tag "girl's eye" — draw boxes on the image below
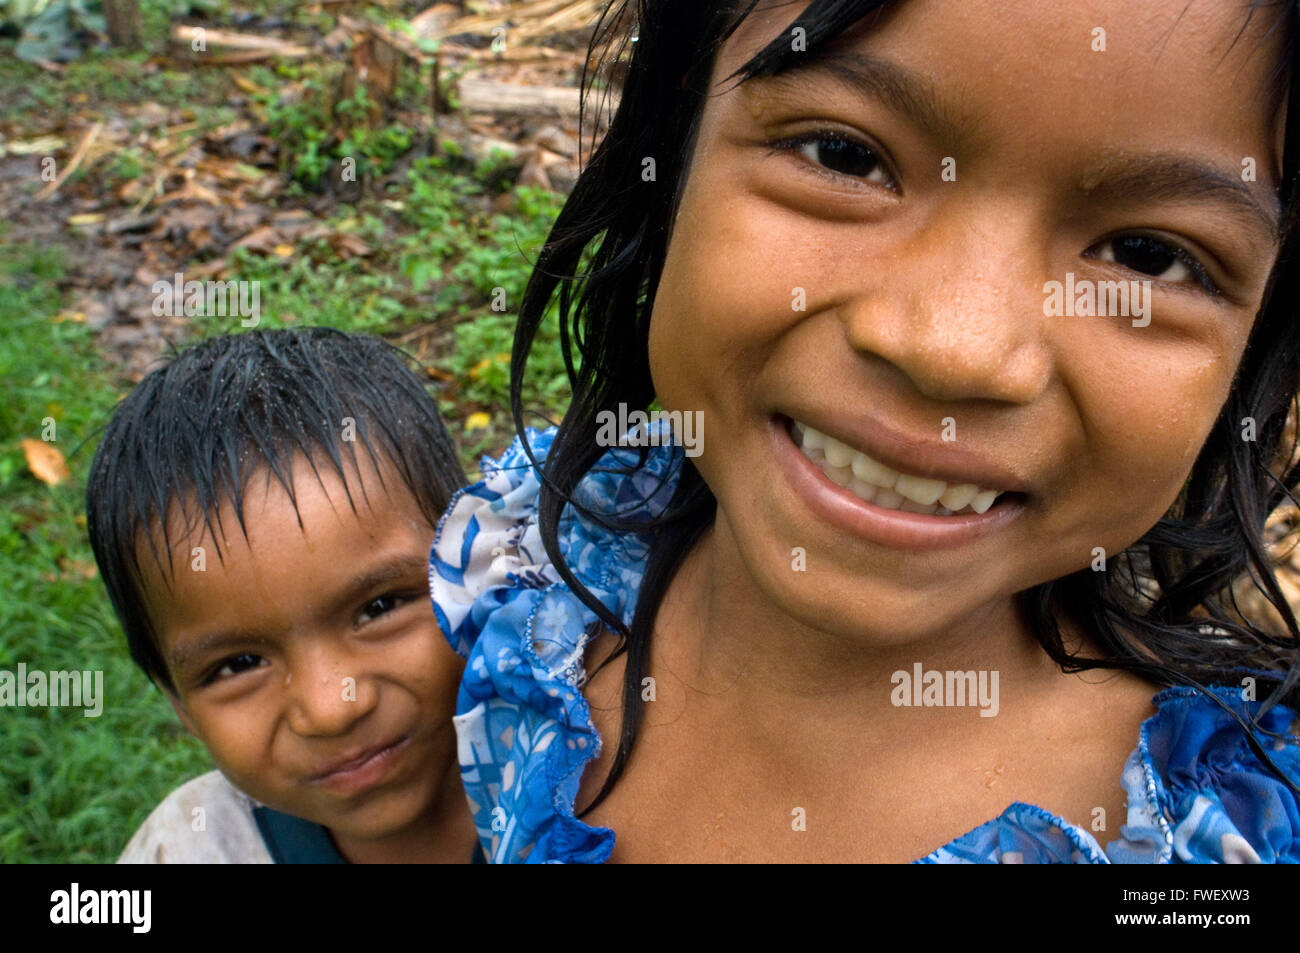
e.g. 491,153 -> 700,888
357,594 -> 403,625
1089,235 -> 1218,294
770,132 -> 894,189
209,653 -> 266,682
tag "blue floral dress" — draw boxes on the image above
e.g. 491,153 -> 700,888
429,425 -> 1300,863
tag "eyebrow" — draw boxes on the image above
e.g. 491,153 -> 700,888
337,552 -> 431,603
1074,150 -> 1279,238
308,549 -> 432,628
749,50 -> 971,154
167,552 -> 430,676
751,50 -> 1280,237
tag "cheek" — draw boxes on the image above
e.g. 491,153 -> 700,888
649,186 -> 820,413
184,701 -> 276,791
370,619 -> 461,711
1067,345 -> 1234,511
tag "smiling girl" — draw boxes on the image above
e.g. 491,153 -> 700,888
431,0 -> 1300,862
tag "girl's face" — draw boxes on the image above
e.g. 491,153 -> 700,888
648,0 -> 1284,646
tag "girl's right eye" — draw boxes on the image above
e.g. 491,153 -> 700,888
768,131 -> 896,191
1087,234 -> 1220,295
207,653 -> 266,683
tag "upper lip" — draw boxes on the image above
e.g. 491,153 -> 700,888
783,412 -> 1030,494
309,736 -> 406,781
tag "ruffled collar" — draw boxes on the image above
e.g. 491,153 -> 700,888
431,426 -> 1300,863
919,684 -> 1300,863
431,426 -> 683,862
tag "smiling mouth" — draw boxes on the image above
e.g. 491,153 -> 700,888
786,418 -> 1018,516
310,736 -> 409,785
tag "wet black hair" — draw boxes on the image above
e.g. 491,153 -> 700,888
509,0 -> 1300,811
86,327 -> 466,694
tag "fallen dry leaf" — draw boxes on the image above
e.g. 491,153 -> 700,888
21,439 -> 71,486
465,412 -> 491,432
232,225 -> 284,254
328,232 -> 372,259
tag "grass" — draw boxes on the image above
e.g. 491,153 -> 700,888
0,239 -> 211,863
0,47 -> 236,125
0,0 -> 582,861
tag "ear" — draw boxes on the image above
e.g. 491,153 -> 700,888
164,689 -> 201,739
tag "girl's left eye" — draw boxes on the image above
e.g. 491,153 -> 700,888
769,132 -> 895,189
1088,235 -> 1218,294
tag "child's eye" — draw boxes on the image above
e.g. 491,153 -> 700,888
357,594 -> 404,625
768,131 -> 895,190
208,653 -> 266,683
1087,235 -> 1219,295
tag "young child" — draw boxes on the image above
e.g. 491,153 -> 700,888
430,0 -> 1300,862
88,328 -> 478,863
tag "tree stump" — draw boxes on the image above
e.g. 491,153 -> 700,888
104,0 -> 142,50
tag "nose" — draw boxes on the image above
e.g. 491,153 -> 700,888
283,638 -> 379,737
842,207 -> 1052,405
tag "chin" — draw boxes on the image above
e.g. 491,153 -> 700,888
756,549 -> 984,646
345,786 -> 432,837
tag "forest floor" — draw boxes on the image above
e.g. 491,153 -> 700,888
0,0 -> 612,861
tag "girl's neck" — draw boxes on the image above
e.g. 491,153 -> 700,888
658,515 -> 1075,727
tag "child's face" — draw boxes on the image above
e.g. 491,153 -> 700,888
648,1 -> 1283,643
139,453 -> 461,847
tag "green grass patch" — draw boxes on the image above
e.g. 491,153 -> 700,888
0,0 -> 585,857
0,237 -> 211,863
0,45 -> 236,124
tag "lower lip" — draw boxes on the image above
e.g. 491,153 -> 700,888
312,737 -> 411,796
770,418 -> 1025,551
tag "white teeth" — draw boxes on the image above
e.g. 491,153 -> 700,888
848,479 -> 878,502
825,463 -> 853,487
850,453 -> 899,489
823,436 -> 855,469
893,474 -> 947,506
938,483 -> 979,511
873,488 -> 905,509
793,420 -> 1009,516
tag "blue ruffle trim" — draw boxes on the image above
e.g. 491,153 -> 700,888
430,424 -> 683,862
918,685 -> 1300,864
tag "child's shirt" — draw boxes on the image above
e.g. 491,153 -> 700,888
117,771 -> 346,864
430,425 -> 1300,863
